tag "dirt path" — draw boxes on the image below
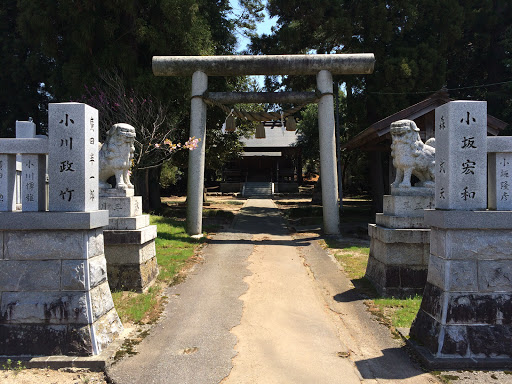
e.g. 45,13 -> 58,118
224,230 -> 362,384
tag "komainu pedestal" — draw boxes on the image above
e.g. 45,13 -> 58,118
0,212 -> 123,356
410,210 -> 512,365
100,189 -> 158,292
366,188 -> 434,297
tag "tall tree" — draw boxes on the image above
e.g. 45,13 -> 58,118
251,0 -> 511,132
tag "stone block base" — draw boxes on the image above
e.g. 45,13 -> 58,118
0,308 -> 122,356
411,214 -> 512,364
366,224 -> 429,297
0,224 -> 123,356
410,284 -> 512,359
366,257 -> 427,297
107,257 -> 159,292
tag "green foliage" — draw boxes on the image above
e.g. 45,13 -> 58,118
374,296 -> 422,328
160,162 -> 183,190
2,359 -> 25,372
111,288 -> 159,324
150,215 -> 202,283
111,214 -> 204,324
251,0 -> 512,132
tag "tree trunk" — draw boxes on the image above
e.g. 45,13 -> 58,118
148,166 -> 162,212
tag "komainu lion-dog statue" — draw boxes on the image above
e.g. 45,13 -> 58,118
99,123 -> 136,190
390,119 -> 435,189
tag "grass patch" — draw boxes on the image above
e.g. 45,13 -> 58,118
326,242 -> 422,329
111,215 -> 205,325
373,296 -> 422,328
111,287 -> 160,324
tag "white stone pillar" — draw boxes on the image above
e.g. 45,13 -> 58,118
187,71 -> 208,236
0,154 -> 16,211
48,103 -> 99,212
317,70 -> 340,235
16,121 -> 46,211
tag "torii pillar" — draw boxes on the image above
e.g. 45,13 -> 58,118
153,54 -> 375,236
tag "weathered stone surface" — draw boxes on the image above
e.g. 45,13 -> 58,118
0,260 -> 61,291
427,257 -> 479,292
410,309 -> 441,354
0,324 -> 93,356
106,256 -> 159,292
429,228 -> 446,258
20,154 -> 46,212
419,282 -> 444,319
368,224 -> 430,244
89,254 -> 107,288
365,256 -> 427,297
478,260 -> 512,292
441,326 -> 469,356
100,187 -> 135,197
488,152 -> 512,210
429,227 -> 512,260
0,211 -> 109,230
93,308 -> 124,353
153,53 -> 376,76
98,123 -> 135,190
0,138 -> 48,155
425,209 -> 512,229
375,213 -> 428,229
0,154 -> 17,211
48,103 -> 99,212
90,281 -> 114,322
449,260 -> 479,291
426,254 -> 445,289
1,291 -> 89,324
435,101 -> 487,210
390,119 -> 435,189
446,229 -> 512,260
60,260 -> 86,290
99,196 -> 142,218
383,194 -> 435,217
0,233 -> 3,259
106,215 -> 150,230
467,325 -> 512,357
446,294 -> 512,325
488,136 -> 512,153
104,241 -> 156,265
87,228 -> 104,258
369,236 -> 427,265
103,225 -> 157,245
4,230 -> 85,260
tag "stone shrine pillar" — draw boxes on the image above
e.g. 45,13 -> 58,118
317,70 -> 340,235
100,188 -> 158,292
187,70 -> 208,236
366,119 -> 435,297
98,123 -> 158,292
366,188 -> 433,297
410,101 -> 512,366
0,103 -> 123,356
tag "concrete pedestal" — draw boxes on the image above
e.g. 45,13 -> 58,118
100,191 -> 158,292
0,211 -> 123,356
409,210 -> 512,366
366,193 -> 434,297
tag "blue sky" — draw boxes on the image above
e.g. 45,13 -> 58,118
229,0 -> 277,52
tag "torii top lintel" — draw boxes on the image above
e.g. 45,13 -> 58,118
152,54 -> 375,77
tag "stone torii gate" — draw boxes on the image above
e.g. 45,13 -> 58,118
152,54 -> 375,236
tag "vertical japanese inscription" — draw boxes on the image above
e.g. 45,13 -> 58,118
435,101 -> 487,210
48,103 -> 99,211
495,153 -> 512,210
